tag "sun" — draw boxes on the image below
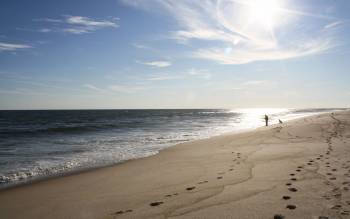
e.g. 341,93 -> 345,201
246,0 -> 282,29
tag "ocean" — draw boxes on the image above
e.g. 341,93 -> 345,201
0,108 -> 345,188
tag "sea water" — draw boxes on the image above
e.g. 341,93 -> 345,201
0,108 -> 344,187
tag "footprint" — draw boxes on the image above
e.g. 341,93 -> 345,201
286,183 -> 292,186
318,216 -> 329,219
286,204 -> 296,210
288,188 -> 298,192
332,169 -> 337,172
296,169 -> 301,172
186,186 -> 196,191
113,211 -> 124,215
330,204 -> 341,210
150,201 -> 164,207
290,173 -> 295,176
217,176 -> 223,179
274,214 -> 285,219
229,168 -> 234,171
282,196 -> 291,200
113,209 -> 133,215
326,173 -> 332,176
341,211 -> 350,216
329,177 -> 336,180
165,192 -> 179,197
291,178 -> 297,181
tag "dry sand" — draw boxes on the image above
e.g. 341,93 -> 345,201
0,111 -> 350,219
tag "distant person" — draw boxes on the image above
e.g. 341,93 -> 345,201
279,119 -> 283,124
264,114 -> 269,126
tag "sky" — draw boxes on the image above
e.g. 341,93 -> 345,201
0,0 -> 350,110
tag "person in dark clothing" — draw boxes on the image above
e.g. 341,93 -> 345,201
264,114 -> 269,126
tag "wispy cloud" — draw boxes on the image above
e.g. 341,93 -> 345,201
241,80 -> 270,86
108,84 -> 148,93
83,82 -> 149,94
222,80 -> 272,91
66,16 -> 118,27
187,68 -> 211,79
131,43 -> 159,52
0,42 -> 32,52
122,0 -> 341,64
324,21 -> 343,30
34,15 -> 119,34
137,60 -> 172,68
145,68 -> 212,82
0,88 -> 46,96
132,43 -> 150,49
38,28 -> 52,33
33,18 -> 62,23
148,76 -> 179,81
83,84 -> 105,92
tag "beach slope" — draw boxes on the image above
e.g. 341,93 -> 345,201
0,111 -> 350,219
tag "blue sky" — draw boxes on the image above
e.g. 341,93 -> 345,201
0,0 -> 349,109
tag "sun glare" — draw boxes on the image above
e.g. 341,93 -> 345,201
246,0 -> 282,29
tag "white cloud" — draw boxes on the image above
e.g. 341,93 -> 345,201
38,28 -> 52,33
0,42 -> 32,52
222,80 -> 271,91
83,84 -> 105,92
108,85 -> 147,93
137,60 -> 172,68
187,68 -> 211,79
132,43 -> 153,50
324,21 -> 343,30
241,80 -> 269,86
132,43 -> 148,49
35,15 -> 119,34
33,18 -> 62,23
148,75 -> 182,81
65,16 -> 118,28
63,28 -> 90,34
122,0 -> 339,64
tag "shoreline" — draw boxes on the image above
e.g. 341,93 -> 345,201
1,111 -> 350,218
0,109 -> 343,190
0,111 -> 318,191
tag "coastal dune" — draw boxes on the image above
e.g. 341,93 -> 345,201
0,111 -> 350,219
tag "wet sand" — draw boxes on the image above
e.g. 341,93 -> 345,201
0,111 -> 350,219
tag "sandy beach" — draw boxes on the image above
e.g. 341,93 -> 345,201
0,111 -> 350,219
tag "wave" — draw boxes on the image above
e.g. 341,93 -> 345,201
0,123 -> 127,136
